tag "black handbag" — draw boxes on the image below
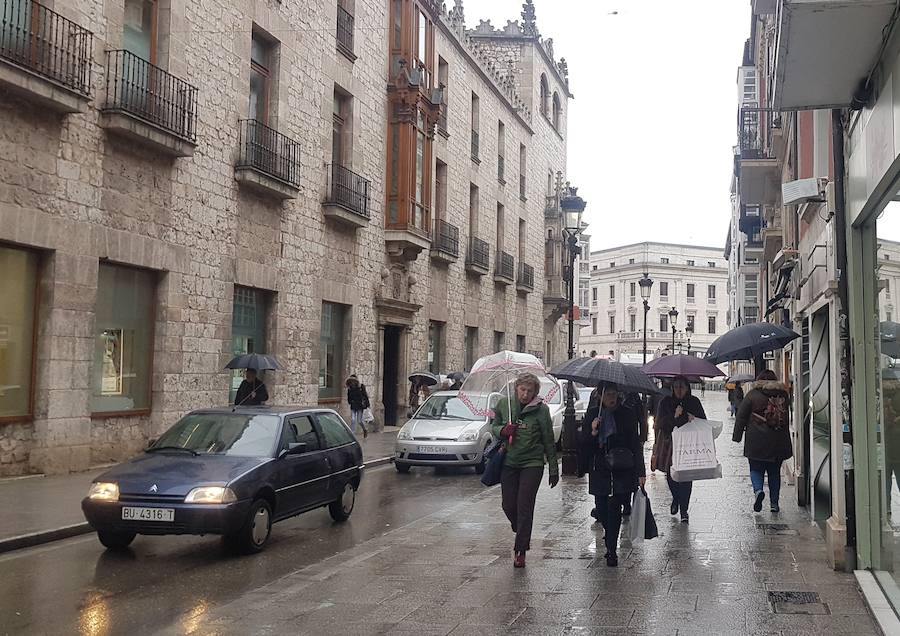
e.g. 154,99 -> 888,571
604,446 -> 635,472
480,439 -> 505,486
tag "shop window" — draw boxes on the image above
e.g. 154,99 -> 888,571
0,246 -> 39,419
92,263 -> 156,414
428,321 -> 444,373
465,326 -> 478,370
319,302 -> 349,400
231,286 -> 271,402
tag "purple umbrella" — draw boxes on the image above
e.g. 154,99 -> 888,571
642,354 -> 724,379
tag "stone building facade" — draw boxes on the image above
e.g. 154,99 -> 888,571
578,242 -> 729,364
0,0 -> 574,475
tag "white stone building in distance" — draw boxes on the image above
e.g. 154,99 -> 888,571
579,243 -> 729,364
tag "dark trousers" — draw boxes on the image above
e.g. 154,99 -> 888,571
501,465 -> 544,553
667,472 -> 693,514
595,492 -> 629,555
749,459 -> 782,506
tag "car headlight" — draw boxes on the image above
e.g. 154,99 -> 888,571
88,482 -> 119,502
458,430 -> 478,442
397,427 -> 412,440
184,486 -> 237,504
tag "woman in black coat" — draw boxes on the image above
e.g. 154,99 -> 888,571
581,383 -> 646,567
654,376 -> 706,523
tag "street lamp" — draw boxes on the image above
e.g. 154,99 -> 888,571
638,272 -> 653,365
668,307 -> 679,353
560,185 -> 586,476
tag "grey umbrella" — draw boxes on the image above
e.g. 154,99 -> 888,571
549,357 -> 658,394
225,353 -> 283,371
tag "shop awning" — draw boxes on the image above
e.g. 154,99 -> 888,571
773,0 -> 899,110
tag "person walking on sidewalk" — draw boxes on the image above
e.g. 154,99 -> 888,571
491,372 -> 559,569
581,383 -> 646,567
655,376 -> 707,523
733,369 -> 792,513
345,375 -> 370,439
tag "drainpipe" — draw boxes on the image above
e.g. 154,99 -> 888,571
832,108 -> 857,562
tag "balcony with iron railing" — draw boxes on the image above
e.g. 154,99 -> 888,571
430,218 -> 459,264
737,107 -> 779,205
324,163 -> 370,227
235,119 -> 302,199
101,50 -> 198,156
0,0 -> 93,112
470,129 -> 480,162
517,262 -> 534,293
336,5 -> 355,60
494,251 -> 515,286
465,236 -> 490,275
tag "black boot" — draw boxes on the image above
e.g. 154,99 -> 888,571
606,552 -> 618,567
670,499 -> 678,515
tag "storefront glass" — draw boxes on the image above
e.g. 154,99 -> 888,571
0,245 -> 38,419
231,286 -> 269,403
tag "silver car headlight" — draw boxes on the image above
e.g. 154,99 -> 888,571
88,482 -> 119,502
458,430 -> 478,442
397,426 -> 412,440
184,486 -> 237,504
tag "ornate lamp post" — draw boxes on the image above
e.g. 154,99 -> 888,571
668,307 -> 679,353
560,186 -> 586,476
638,272 -> 653,365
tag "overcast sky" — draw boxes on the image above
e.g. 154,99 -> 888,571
468,0 -> 750,251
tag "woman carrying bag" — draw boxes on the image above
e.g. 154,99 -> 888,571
490,373 -> 559,569
581,383 -> 646,567
655,376 -> 706,523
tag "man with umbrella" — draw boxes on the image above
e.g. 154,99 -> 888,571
227,353 -> 280,406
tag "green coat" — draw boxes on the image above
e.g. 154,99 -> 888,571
490,397 -> 559,475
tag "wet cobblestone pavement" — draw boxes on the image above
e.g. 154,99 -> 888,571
170,393 -> 880,636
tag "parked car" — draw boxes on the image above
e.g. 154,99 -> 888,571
82,406 -> 363,553
574,386 -> 594,424
540,377 -> 565,442
395,391 -> 498,474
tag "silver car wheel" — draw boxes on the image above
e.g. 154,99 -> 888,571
340,483 -> 355,515
251,505 -> 270,546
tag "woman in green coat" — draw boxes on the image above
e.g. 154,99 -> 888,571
491,373 -> 559,568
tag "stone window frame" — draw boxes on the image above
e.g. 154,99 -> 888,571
0,243 -> 41,424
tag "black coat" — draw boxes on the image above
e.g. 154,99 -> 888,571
580,401 -> 646,497
347,384 -> 370,411
654,392 -> 707,473
734,381 -> 792,462
234,379 -> 268,406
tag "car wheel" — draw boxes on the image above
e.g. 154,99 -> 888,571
226,498 -> 272,554
395,462 -> 411,474
329,482 -> 356,522
97,530 -> 136,550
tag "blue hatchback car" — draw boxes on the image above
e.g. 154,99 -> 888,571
81,406 -> 363,553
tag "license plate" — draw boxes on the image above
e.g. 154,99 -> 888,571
122,507 -> 174,522
417,446 -> 448,454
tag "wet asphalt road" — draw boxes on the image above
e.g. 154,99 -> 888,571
0,463 -> 484,636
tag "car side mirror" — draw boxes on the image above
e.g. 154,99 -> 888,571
279,442 -> 307,458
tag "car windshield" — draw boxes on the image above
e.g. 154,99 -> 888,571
415,395 -> 483,420
151,413 -> 282,457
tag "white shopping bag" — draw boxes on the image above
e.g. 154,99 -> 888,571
628,489 -> 648,544
670,419 -> 722,482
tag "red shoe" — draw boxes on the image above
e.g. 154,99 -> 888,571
514,552 -> 526,568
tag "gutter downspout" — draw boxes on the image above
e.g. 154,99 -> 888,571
832,107 -> 857,566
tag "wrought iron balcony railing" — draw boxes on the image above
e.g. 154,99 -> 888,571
466,236 -> 489,270
495,251 -> 514,280
470,129 -> 479,160
0,0 -> 92,95
104,50 -> 198,142
433,218 -> 459,257
326,163 -> 370,218
517,262 -> 534,290
237,119 -> 302,187
336,5 -> 354,55
738,107 -> 776,160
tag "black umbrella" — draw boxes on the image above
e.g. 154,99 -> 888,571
704,323 -> 800,364
549,357 -> 658,394
881,321 -> 900,358
225,353 -> 283,371
409,371 -> 439,386
726,373 -> 755,384
447,371 -> 467,381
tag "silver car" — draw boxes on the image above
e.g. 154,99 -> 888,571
395,391 -> 499,474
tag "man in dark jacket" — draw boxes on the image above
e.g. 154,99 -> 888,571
234,369 -> 268,406
581,383 -> 646,567
734,370 -> 792,513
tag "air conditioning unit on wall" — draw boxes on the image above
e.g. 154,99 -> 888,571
782,177 -> 827,206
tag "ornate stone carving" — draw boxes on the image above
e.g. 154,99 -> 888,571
448,0 -> 465,30
521,0 -> 538,36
